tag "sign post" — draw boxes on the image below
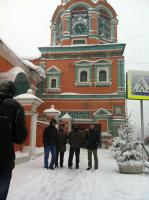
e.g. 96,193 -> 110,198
127,70 -> 149,160
140,100 -> 144,145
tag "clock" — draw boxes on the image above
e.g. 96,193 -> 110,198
72,22 -> 87,35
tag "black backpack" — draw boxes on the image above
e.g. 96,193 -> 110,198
0,101 -> 14,172
0,108 -> 13,153
0,99 -> 27,172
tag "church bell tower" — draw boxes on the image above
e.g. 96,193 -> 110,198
51,0 -> 118,46
38,0 -> 126,141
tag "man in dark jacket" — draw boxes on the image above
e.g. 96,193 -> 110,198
43,119 -> 58,170
68,124 -> 83,169
86,123 -> 101,170
55,123 -> 67,168
0,81 -> 27,200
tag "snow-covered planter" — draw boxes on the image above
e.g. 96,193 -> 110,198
118,161 -> 143,174
111,122 -> 143,174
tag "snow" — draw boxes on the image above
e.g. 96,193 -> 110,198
22,59 -> 46,79
7,148 -> 149,200
101,132 -> 111,136
15,148 -> 44,160
14,89 -> 44,103
61,113 -> 72,119
15,148 -> 44,165
43,105 -> 61,117
60,92 -> 118,95
15,151 -> 29,159
60,92 -> 80,95
0,66 -> 26,81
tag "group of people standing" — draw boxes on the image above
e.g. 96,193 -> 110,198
43,119 -> 101,170
0,80 -> 101,200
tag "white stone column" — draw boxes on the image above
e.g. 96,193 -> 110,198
15,89 -> 44,159
29,110 -> 38,158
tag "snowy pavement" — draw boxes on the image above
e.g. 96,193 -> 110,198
7,148 -> 149,200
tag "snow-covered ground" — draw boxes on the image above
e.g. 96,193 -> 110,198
8,148 -> 149,200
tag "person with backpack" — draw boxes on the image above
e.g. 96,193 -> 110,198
43,118 -> 58,170
0,80 -> 27,200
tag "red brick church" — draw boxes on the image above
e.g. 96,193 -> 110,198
0,0 -> 126,150
34,0 -> 126,140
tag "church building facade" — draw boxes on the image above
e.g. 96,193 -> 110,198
35,0 -> 126,138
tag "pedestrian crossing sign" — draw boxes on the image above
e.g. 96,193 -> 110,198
127,70 -> 149,100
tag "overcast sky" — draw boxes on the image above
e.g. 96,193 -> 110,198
0,0 -> 149,134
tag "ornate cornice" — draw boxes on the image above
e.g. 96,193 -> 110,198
39,43 -> 125,60
38,93 -> 126,100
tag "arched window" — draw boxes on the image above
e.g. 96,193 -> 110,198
80,71 -> 87,82
56,17 -> 62,44
98,9 -> 111,40
99,71 -> 107,81
51,79 -> 57,88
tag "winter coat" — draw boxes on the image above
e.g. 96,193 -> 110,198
56,130 -> 68,152
86,128 -> 101,149
68,128 -> 83,149
43,124 -> 58,147
0,81 -> 27,172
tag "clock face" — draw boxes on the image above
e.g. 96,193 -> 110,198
73,22 -> 87,35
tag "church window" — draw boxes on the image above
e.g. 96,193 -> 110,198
75,62 -> 92,87
99,70 -> 107,82
78,68 -> 90,85
56,17 -> 62,44
80,71 -> 88,82
51,79 -> 57,88
94,60 -> 112,87
46,66 -> 61,93
48,76 -> 59,89
98,9 -> 111,41
113,106 -> 124,116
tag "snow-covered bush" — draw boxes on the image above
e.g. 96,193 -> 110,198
111,122 -> 143,163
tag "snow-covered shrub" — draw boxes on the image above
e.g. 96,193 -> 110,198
111,123 -> 143,163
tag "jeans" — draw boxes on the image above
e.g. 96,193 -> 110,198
87,149 -> 98,168
68,147 -> 80,168
44,145 -> 56,169
0,170 -> 12,200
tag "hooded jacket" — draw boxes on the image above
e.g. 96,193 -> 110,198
0,81 -> 27,172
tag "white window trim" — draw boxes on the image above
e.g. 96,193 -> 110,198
78,68 -> 90,83
97,67 -> 109,83
49,76 -> 58,89
115,107 -> 122,115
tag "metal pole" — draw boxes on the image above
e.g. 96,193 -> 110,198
140,100 -> 144,144
140,100 -> 145,165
